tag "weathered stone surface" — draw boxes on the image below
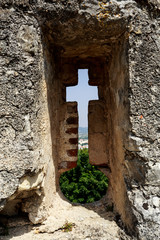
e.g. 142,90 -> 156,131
0,0 -> 159,239
0,195 -> 134,240
89,100 -> 108,166
59,102 -> 78,167
0,2 -> 55,223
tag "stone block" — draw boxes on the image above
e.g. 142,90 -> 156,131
66,117 -> 78,125
67,149 -> 78,157
88,61 -> 104,86
61,61 -> 78,86
69,138 -> 78,145
67,103 -> 77,113
59,102 -> 78,168
89,133 -> 108,166
66,128 -> 78,135
88,100 -> 108,165
88,100 -> 107,133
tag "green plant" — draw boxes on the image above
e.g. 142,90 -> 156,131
60,149 -> 109,203
62,221 -> 75,232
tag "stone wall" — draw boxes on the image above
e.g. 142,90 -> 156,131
0,1 -> 55,223
125,2 -> 160,238
0,0 -> 159,239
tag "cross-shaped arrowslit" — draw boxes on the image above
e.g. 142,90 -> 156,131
67,69 -> 98,149
60,69 -> 109,203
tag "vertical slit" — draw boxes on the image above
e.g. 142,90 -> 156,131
66,69 -> 98,151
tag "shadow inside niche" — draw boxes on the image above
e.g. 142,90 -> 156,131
0,213 -> 33,240
0,193 -> 44,239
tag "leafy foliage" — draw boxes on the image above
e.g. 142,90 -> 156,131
60,149 -> 109,203
62,221 -> 75,232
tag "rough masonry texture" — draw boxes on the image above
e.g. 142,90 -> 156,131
0,0 -> 160,239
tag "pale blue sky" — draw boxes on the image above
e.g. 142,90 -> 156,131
66,69 -> 98,127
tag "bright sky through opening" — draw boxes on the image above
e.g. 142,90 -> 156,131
66,69 -> 98,127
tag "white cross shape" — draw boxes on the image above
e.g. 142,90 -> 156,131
67,70 -> 98,127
